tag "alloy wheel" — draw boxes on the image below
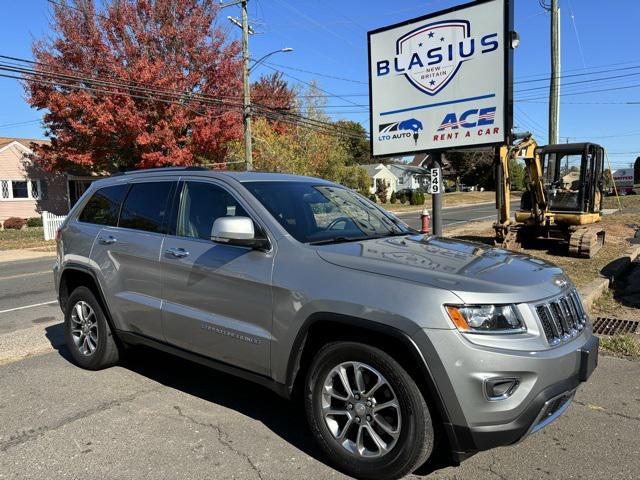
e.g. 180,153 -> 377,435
321,361 -> 401,458
70,300 -> 98,356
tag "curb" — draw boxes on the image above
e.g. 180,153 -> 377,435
579,245 -> 640,312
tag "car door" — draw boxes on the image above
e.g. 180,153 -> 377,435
161,178 -> 274,376
90,179 -> 176,340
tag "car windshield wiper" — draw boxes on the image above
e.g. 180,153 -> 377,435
308,236 -> 374,246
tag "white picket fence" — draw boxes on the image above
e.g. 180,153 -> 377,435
42,211 -> 67,241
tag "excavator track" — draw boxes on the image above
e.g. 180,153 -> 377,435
568,226 -> 606,258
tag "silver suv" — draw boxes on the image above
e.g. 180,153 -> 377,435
54,168 -> 598,480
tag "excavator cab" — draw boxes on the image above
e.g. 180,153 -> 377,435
537,143 -> 605,216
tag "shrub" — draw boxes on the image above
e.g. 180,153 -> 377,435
27,217 -> 43,227
3,217 -> 26,229
369,194 -> 377,203
399,192 -> 406,204
409,191 -> 417,205
390,191 -> 397,204
375,179 -> 388,204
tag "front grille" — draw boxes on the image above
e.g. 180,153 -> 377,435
535,290 -> 587,346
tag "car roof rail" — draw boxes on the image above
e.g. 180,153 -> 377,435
110,166 -> 210,177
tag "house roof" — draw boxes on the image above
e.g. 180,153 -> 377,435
360,163 -> 387,176
0,137 -> 49,151
388,164 -> 429,174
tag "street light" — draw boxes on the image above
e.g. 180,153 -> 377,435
249,48 -> 294,73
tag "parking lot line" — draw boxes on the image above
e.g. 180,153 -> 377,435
0,300 -> 58,315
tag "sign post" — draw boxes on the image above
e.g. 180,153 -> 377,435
367,0 -> 513,235
430,155 -> 443,235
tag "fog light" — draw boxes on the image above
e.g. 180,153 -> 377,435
484,377 -> 519,401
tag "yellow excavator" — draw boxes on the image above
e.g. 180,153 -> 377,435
494,132 -> 606,258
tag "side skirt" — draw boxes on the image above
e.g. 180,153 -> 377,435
116,330 -> 289,399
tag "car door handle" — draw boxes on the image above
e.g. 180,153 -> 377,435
165,247 -> 190,258
98,235 -> 117,245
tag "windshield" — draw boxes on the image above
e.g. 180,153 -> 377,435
243,181 -> 413,243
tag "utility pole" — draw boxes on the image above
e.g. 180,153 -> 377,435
241,0 -> 253,171
548,0 -> 560,145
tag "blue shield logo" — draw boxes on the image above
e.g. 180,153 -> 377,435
395,19 -> 470,96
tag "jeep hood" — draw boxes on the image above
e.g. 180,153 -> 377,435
315,235 -> 571,304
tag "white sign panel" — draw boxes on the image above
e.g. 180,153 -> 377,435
368,0 -> 510,157
429,167 -> 442,194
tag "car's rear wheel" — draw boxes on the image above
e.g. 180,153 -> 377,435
64,286 -> 120,370
305,342 -> 433,480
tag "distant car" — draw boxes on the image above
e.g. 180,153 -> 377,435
54,168 -> 598,480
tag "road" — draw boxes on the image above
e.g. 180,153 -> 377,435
395,201 -> 498,231
0,256 -> 60,335
0,345 -> 638,480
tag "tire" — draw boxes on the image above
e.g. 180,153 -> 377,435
64,286 -> 120,370
305,342 -> 433,480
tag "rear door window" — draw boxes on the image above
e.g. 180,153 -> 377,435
78,184 -> 128,226
119,182 -> 175,234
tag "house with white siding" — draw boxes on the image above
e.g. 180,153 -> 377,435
361,164 -> 398,200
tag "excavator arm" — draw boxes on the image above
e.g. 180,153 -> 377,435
494,132 -> 548,247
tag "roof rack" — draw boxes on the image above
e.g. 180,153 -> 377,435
111,166 -> 209,177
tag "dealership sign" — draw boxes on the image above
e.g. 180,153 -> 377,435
368,0 -> 512,157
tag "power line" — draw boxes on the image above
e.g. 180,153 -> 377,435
0,64 -> 368,141
272,0 -> 356,47
0,119 -> 42,129
262,61 -> 367,85
566,0 -> 587,69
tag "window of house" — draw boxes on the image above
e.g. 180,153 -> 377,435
0,180 -> 43,200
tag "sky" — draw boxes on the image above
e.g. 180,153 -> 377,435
1,0 -> 639,170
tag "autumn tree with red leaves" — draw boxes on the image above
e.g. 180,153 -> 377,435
26,0 -> 244,173
251,72 -> 296,134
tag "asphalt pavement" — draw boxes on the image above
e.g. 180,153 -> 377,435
0,343 -> 638,480
0,256 -> 60,335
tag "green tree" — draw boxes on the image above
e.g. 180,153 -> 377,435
447,149 -> 495,190
509,161 -> 526,191
390,191 -> 397,204
634,157 -> 640,184
335,120 -> 370,165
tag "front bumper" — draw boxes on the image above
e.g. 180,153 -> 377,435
411,327 -> 599,461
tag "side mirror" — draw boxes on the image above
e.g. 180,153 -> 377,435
211,216 -> 269,250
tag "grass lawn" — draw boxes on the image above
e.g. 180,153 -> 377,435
384,191 -> 516,213
0,227 -> 55,251
604,193 -> 640,210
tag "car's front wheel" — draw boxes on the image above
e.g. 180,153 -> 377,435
64,286 -> 120,370
305,342 -> 434,480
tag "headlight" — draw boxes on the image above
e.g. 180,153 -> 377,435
446,305 -> 525,334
